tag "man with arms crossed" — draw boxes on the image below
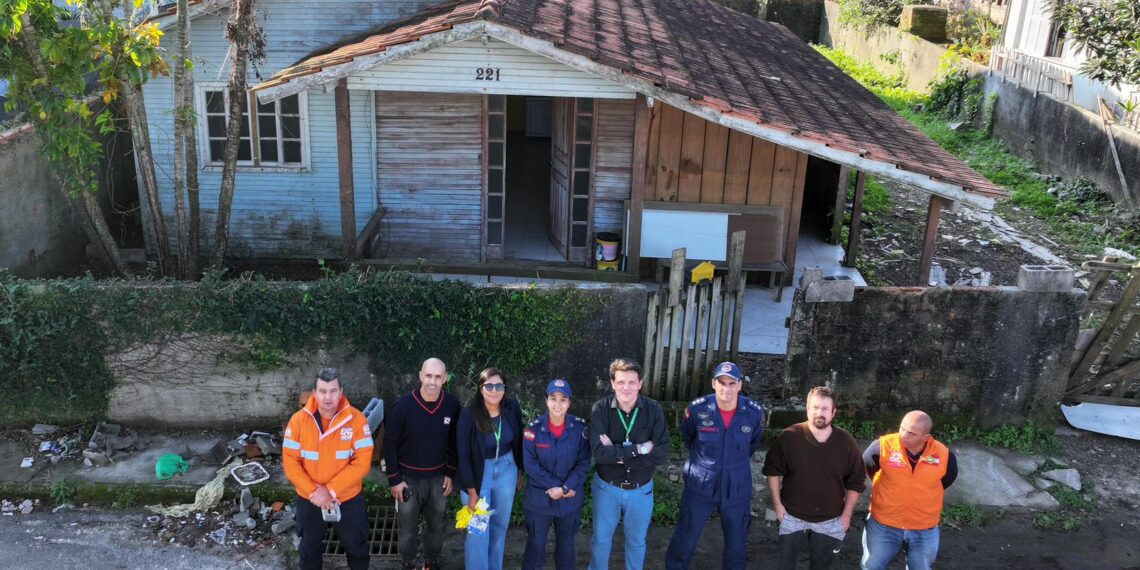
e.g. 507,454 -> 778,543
764,386 -> 866,570
861,410 -> 958,570
384,358 -> 461,570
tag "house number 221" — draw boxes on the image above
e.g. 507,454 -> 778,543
475,67 -> 501,81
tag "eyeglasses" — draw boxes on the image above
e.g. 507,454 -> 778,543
481,383 -> 506,392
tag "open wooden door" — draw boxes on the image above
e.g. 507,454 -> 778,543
549,98 -> 572,258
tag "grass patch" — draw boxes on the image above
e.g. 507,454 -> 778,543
1032,510 -> 1085,532
939,421 -> 1058,454
941,503 -> 1001,528
814,44 -> 1140,258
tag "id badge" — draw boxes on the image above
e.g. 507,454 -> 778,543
622,440 -> 632,447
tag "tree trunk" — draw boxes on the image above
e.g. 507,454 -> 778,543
184,34 -> 202,279
17,13 -> 130,277
171,0 -> 190,278
210,0 -> 262,269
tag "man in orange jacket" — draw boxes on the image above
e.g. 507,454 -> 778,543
283,367 -> 374,570
861,410 -> 958,570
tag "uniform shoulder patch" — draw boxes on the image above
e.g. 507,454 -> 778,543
523,428 -> 536,441
529,417 -> 543,427
690,396 -> 706,406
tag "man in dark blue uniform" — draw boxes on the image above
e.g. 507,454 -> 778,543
665,361 -> 765,569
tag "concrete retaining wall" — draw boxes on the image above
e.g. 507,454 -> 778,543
104,283 -> 649,427
785,286 -> 1084,427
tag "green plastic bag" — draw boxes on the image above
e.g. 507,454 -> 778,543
155,453 -> 190,480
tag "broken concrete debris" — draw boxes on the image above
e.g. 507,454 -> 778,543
271,512 -> 295,534
2,499 -> 39,515
20,457 -> 33,468
31,424 -> 59,436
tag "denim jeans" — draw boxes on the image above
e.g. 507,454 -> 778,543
464,454 -> 518,570
588,475 -> 654,570
861,515 -> 940,570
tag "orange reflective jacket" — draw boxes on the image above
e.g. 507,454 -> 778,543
870,433 -> 949,530
282,394 -> 374,503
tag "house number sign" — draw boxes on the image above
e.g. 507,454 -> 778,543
475,67 -> 501,81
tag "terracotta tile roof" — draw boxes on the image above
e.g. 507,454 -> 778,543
256,0 -> 1006,199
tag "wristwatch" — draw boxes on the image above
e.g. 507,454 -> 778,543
637,443 -> 649,455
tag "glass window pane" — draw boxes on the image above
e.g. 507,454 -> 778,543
488,169 -> 503,191
573,174 -> 590,196
575,143 -> 591,168
240,118 -> 250,137
489,115 -> 505,140
207,116 -> 226,137
487,221 -> 502,245
488,95 -> 505,112
283,141 -> 302,163
260,140 -> 278,162
281,116 -> 300,139
489,142 -> 504,167
575,115 -> 592,141
206,91 -> 224,113
238,139 -> 251,161
571,224 -> 587,247
488,195 -> 502,220
258,115 -> 277,138
280,95 -> 299,115
257,100 -> 274,115
209,140 -> 224,161
576,98 -> 593,113
573,197 -> 588,222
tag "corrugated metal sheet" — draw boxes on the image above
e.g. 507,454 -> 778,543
594,98 -> 634,235
375,91 -> 483,261
349,38 -> 635,98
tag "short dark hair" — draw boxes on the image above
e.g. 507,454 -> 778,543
609,358 -> 642,381
316,367 -> 341,385
807,385 -> 835,405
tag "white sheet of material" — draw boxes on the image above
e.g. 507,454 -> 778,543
640,210 -> 729,261
1061,402 -> 1140,441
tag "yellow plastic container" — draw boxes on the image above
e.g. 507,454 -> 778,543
690,261 -> 715,283
597,259 -> 620,271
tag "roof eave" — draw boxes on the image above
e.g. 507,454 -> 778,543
149,0 -> 232,31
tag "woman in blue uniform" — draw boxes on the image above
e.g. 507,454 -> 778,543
522,378 -> 591,570
457,367 -> 524,570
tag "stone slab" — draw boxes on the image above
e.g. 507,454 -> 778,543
944,444 -> 1059,509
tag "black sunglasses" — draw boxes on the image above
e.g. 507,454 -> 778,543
481,382 -> 506,392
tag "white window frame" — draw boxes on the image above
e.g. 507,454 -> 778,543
195,83 -> 311,172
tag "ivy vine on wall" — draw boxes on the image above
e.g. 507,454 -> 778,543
0,269 -> 595,425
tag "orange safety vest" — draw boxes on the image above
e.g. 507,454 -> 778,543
869,433 -> 949,530
282,394 -> 374,503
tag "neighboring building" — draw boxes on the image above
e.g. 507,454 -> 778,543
145,0 -> 1002,274
996,0 -> 1138,129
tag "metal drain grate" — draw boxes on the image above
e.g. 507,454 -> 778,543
321,505 -> 399,558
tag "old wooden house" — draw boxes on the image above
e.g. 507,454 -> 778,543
148,0 -> 1004,281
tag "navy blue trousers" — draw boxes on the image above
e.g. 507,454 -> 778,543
296,494 -> 370,570
523,508 -> 582,570
665,489 -> 751,569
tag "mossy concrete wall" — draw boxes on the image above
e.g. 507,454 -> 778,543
104,283 -> 649,427
785,286 -> 1085,427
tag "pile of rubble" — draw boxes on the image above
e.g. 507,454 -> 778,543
144,486 -> 296,549
83,422 -> 146,467
0,498 -> 38,515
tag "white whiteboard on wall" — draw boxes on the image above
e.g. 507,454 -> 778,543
640,210 -> 729,261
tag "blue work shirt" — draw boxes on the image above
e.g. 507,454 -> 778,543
522,413 -> 591,517
680,395 -> 765,501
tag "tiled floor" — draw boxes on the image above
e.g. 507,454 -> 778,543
736,231 -> 866,354
503,133 -> 565,262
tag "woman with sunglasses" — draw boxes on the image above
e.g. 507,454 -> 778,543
521,378 -> 590,570
456,367 -> 524,570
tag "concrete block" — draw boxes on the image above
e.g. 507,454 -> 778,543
1018,265 -> 1075,292
800,266 -> 824,289
804,275 -> 855,303
899,5 -> 947,41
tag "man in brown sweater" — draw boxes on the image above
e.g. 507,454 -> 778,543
763,386 -> 866,570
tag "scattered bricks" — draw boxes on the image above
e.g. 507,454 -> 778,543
232,511 -> 256,529
226,435 -> 249,455
200,440 -> 231,465
20,499 -> 33,515
899,5 -> 947,41
31,424 -> 59,436
271,501 -> 284,513
245,443 -> 265,460
271,513 -> 295,534
804,275 -> 855,303
240,488 -> 255,512
82,450 -> 110,467
1018,265 -> 1075,292
254,435 -> 280,457
1,500 -> 15,512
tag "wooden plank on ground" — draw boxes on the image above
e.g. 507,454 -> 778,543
656,105 -> 685,202
723,130 -> 752,204
844,170 -> 867,268
678,112 -> 706,203
747,139 -> 776,205
700,123 -> 729,204
917,195 -> 949,285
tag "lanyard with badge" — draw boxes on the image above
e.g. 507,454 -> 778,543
617,407 -> 639,446
493,416 -> 502,459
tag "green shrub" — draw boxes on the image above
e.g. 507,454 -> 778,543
838,0 -> 933,30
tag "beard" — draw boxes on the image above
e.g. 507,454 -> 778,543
812,416 -> 832,429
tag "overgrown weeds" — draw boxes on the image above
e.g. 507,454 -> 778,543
941,503 -> 1001,527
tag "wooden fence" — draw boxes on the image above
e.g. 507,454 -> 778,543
641,233 -> 747,401
1067,257 -> 1140,405
990,45 -> 1073,102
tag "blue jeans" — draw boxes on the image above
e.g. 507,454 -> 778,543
588,475 -> 654,570
465,454 -> 518,570
861,515 -> 940,570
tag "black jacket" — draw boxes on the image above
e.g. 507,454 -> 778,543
456,397 -> 525,492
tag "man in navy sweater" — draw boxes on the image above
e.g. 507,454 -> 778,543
384,357 -> 461,570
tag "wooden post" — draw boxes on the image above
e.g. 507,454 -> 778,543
727,230 -> 746,293
335,79 -> 356,260
679,282 -> 697,398
726,231 -> 746,361
1071,265 -> 1140,387
665,248 -> 686,400
627,95 -> 652,275
843,170 -> 865,267
642,292 -> 659,391
692,282 -> 711,398
917,195 -> 950,285
831,165 -> 850,244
